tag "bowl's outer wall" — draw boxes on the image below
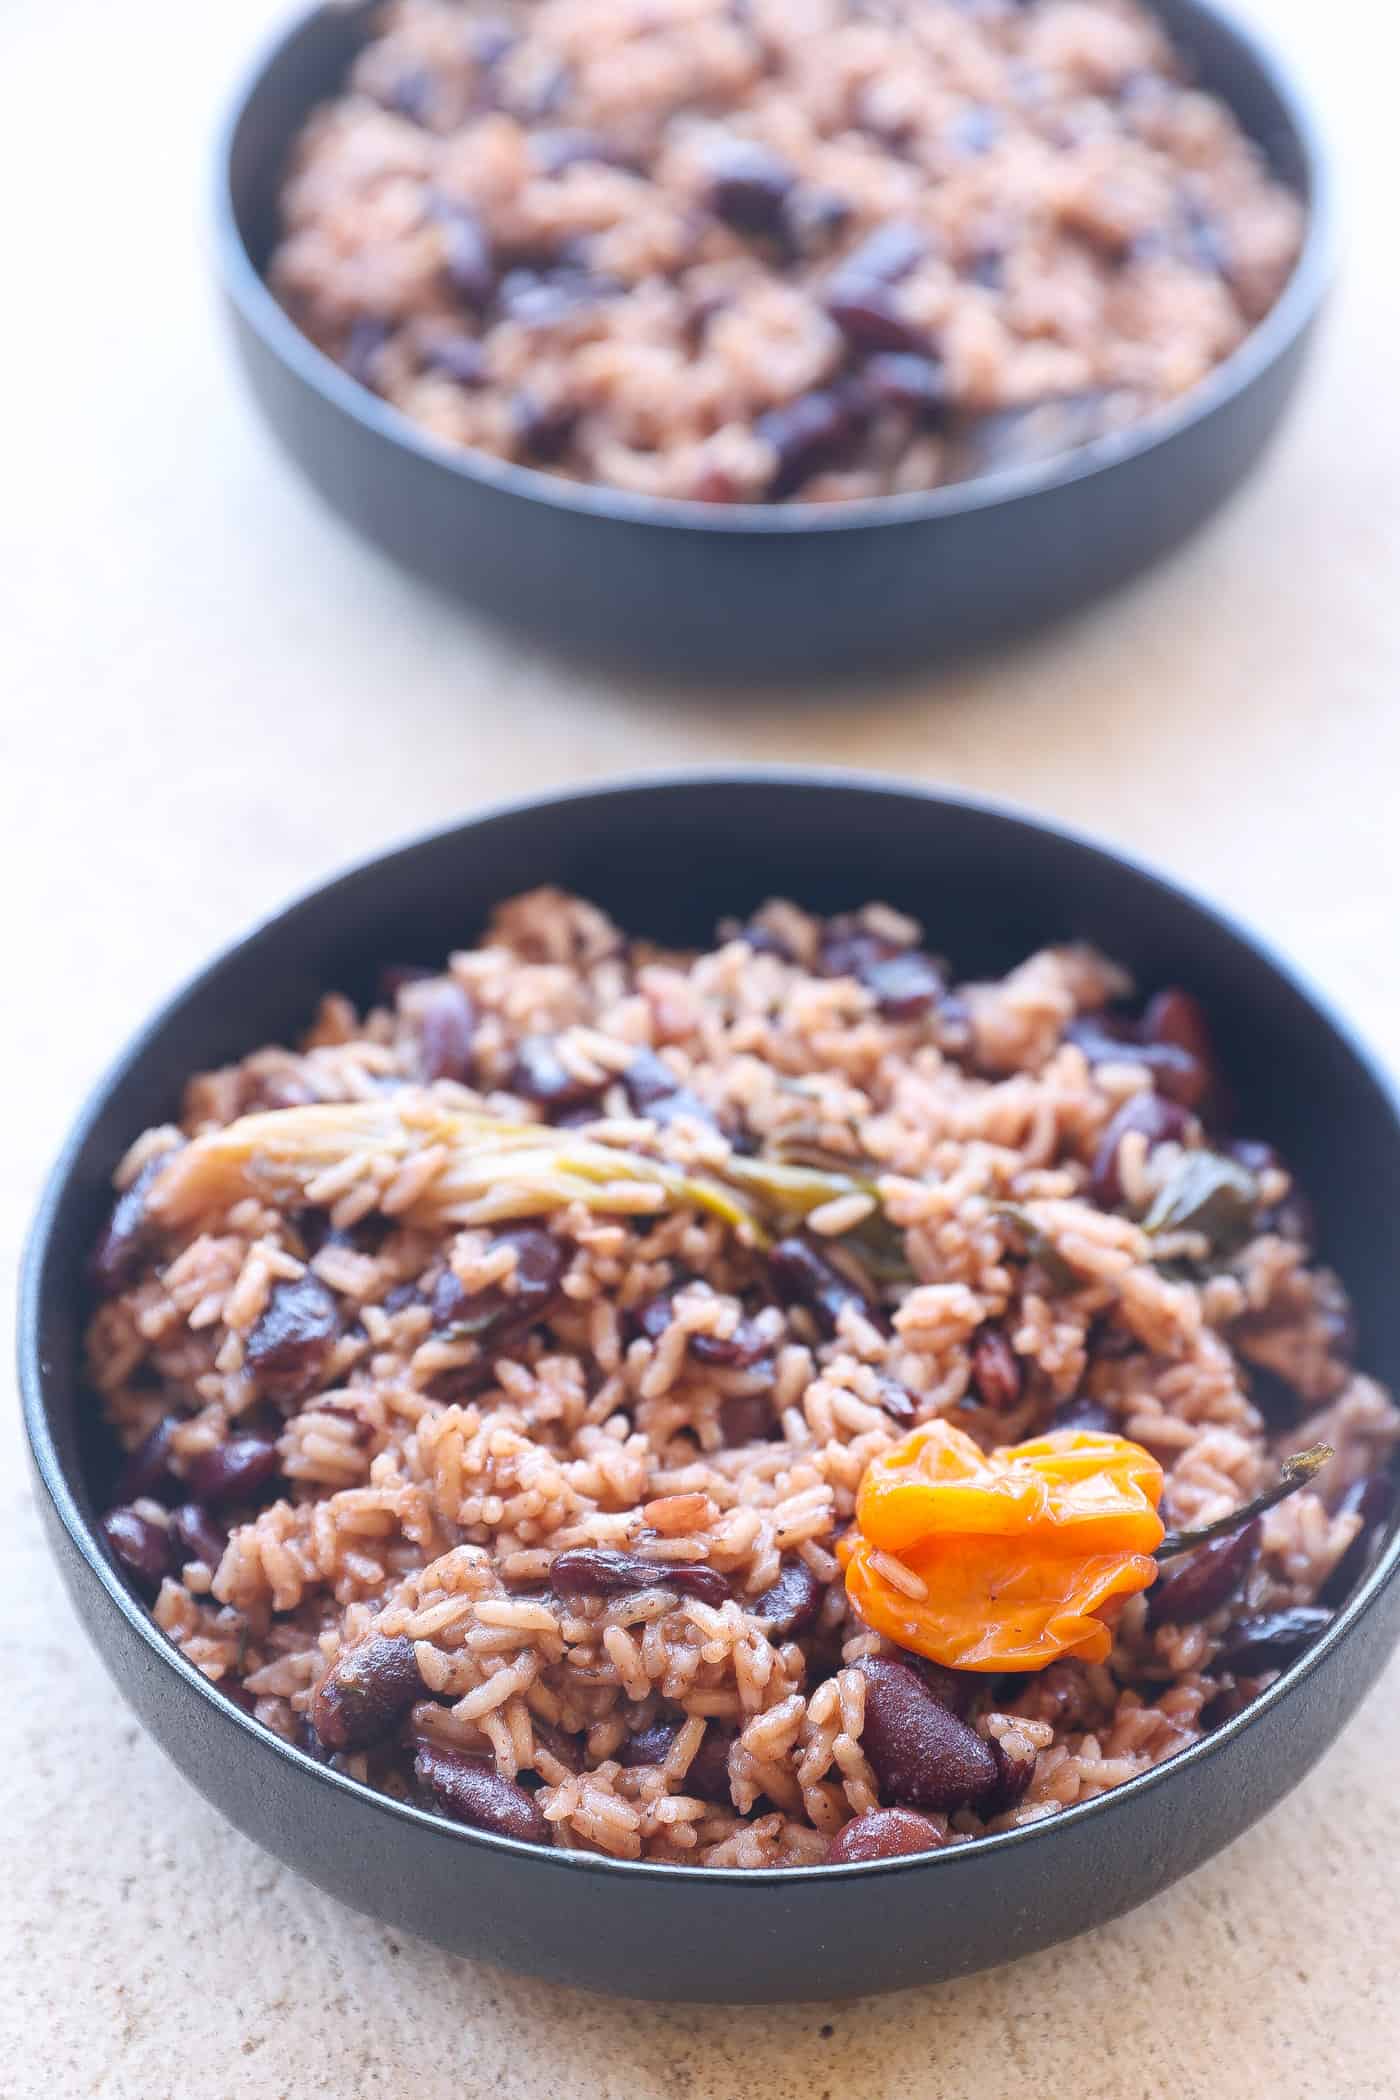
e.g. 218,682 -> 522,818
26,779 -> 1400,1999
34,1487 -> 1400,2002
219,2 -> 1324,678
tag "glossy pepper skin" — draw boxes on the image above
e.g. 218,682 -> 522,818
840,1422 -> 1166,1670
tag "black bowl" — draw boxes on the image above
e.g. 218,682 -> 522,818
214,1 -> 1332,681
21,772 -> 1400,2002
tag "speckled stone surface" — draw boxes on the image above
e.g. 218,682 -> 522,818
4,2 -> 1399,2093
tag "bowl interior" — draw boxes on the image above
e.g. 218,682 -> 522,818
30,776 -> 1400,1551
216,0 -> 1328,547
228,0 -> 1320,277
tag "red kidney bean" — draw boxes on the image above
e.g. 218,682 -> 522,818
528,1721 -> 584,1776
1218,1605 -> 1332,1674
101,1507 -> 171,1593
690,1319 -> 769,1368
620,1047 -> 681,1113
971,1327 -> 1022,1410
367,61 -> 430,120
529,128 -> 630,175
169,1503 -> 229,1570
415,1746 -> 549,1843
719,1390 -> 778,1445
827,1807 -> 944,1864
438,204 -> 495,306
1228,1137 -> 1309,1236
750,1558 -> 823,1637
1324,1299 -> 1357,1359
511,391 -> 579,461
839,222 -> 925,285
632,1287 -> 689,1347
511,54 -> 574,119
1089,1313 -> 1139,1361
816,919 -> 947,1019
185,1435 -> 280,1508
89,1154 -> 170,1296
467,16 -> 517,66
861,950 -> 947,1020
909,1660 -> 979,1718
432,1225 -> 566,1344
1049,1395 -> 1113,1435
1139,1044 -> 1206,1108
781,186 -> 852,257
1264,1187 -> 1318,1247
1228,1137 -> 1278,1177
686,1725 -> 735,1803
620,1048 -> 716,1129
344,317 -> 391,389
872,1372 -> 918,1426
862,351 -> 948,417
1319,1473 -> 1396,1608
1090,1092 -> 1192,1206
549,1547 -> 730,1606
735,920 -> 795,960
114,1415 -> 179,1502
706,139 -> 794,234
984,1732 -> 1039,1814
631,1284 -> 768,1367
818,917 -> 898,981
1070,1007 -> 1139,1045
554,1102 -> 610,1130
311,1635 -> 426,1752
1066,1016 -> 1206,1110
619,1719 -> 679,1769
854,1655 -> 998,1812
951,104 -> 1002,155
824,283 -> 928,354
1142,987 -> 1214,1068
508,1034 -> 605,1115
1149,1519 -> 1260,1627
431,1268 -> 477,1332
245,1275 -> 340,1400
417,981 -> 476,1083
1199,1673 -> 1268,1730
387,65 -> 434,123
756,388 -> 863,499
500,265 -> 619,328
618,1719 -> 733,1801
769,1236 -> 875,1338
424,335 -> 486,387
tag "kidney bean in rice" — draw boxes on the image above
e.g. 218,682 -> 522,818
86,891 -> 1397,1866
268,0 -> 1305,505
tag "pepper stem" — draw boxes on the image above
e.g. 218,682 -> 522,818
1155,1442 -> 1334,1559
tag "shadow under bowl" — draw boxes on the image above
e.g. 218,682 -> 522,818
213,1 -> 1332,681
20,772 -> 1400,2001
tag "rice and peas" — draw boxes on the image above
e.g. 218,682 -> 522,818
270,0 -> 1305,505
85,891 -> 1398,1867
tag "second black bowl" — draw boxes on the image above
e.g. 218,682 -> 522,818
20,772 -> 1400,2001
214,0 -> 1331,680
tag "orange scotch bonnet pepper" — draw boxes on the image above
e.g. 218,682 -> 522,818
839,1421 -> 1166,1671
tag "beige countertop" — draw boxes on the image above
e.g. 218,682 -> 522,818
4,1 -> 1398,2092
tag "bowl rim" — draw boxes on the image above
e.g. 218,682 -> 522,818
20,765 -> 1400,1887
212,0 -> 1335,538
